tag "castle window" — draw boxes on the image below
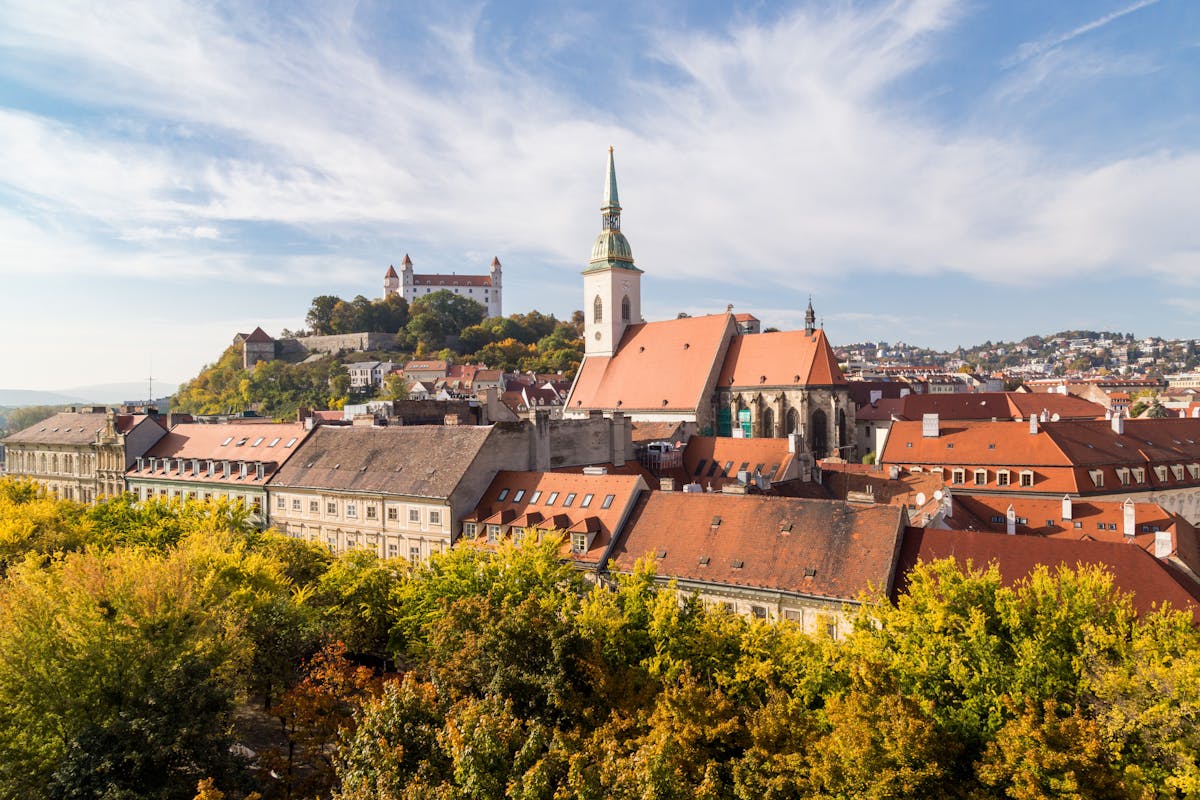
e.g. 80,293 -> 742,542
593,295 -> 603,323
621,295 -> 630,322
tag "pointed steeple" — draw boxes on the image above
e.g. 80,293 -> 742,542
587,147 -> 639,272
804,297 -> 816,334
602,146 -> 620,222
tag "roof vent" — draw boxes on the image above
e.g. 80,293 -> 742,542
699,556 -> 710,565
804,567 -> 816,578
656,549 -> 667,559
779,521 -> 793,533
683,343 -> 690,350
731,560 -> 743,569
711,516 -> 722,527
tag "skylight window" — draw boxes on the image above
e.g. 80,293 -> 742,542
221,437 -> 234,446
513,489 -> 525,503
601,494 -> 615,509
252,437 -> 265,447
497,488 -> 510,501
285,438 -> 298,447
580,493 -> 594,508
548,492 -> 560,506
529,491 -> 542,504
268,438 -> 280,447
235,438 -> 248,446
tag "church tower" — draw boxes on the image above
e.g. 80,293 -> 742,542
584,147 -> 642,358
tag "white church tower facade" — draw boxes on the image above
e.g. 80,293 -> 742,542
584,147 -> 642,358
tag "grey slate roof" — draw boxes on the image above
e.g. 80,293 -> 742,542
267,425 -> 495,498
3,411 -> 108,446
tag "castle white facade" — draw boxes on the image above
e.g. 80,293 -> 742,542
384,254 -> 502,318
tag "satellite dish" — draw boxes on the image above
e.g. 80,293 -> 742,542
1051,413 -> 1060,421
933,490 -> 943,501
915,492 -> 927,506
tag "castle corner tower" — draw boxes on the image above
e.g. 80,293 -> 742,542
584,147 -> 643,358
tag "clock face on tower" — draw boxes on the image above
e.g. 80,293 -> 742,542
594,331 -> 601,340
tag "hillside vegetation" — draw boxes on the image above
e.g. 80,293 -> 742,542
2,478 -> 1200,799
173,291 -> 584,417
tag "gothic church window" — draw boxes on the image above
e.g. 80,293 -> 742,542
594,295 -> 603,323
621,295 -> 630,322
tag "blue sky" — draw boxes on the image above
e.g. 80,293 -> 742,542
1,0 -> 1198,391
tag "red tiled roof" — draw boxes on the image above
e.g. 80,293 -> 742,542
611,494 -> 906,602
567,314 -> 735,413
879,418 -> 1200,496
243,326 -> 273,344
630,421 -> 687,444
862,392 -> 1106,423
130,422 -> 310,486
682,436 -> 797,489
718,328 -> 847,388
464,471 -> 648,565
404,360 -> 448,372
895,527 -> 1200,620
385,265 -> 398,278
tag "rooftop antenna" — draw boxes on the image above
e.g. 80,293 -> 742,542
147,358 -> 154,405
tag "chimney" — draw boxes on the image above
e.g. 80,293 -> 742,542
787,433 -> 801,453
1040,409 -> 1049,422
1123,498 -> 1136,537
1061,494 -> 1072,521
1154,530 -> 1173,559
1105,408 -> 1113,420
531,409 -> 551,471
943,489 -> 953,519
1112,410 -> 1125,435
1029,416 -> 1038,435
869,389 -> 882,404
922,413 -> 940,438
660,477 -> 675,491
1006,505 -> 1016,535
611,411 -> 626,468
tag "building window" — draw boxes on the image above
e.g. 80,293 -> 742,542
751,605 -> 767,619
310,500 -> 319,513
251,497 -> 262,514
951,468 -> 965,484
409,545 -> 421,562
973,469 -> 987,486
276,496 -> 286,509
387,507 -> 398,521
497,488 -> 509,501
429,510 -> 441,525
529,490 -> 542,504
292,498 -> 301,511
327,501 -> 337,514
487,525 -> 501,543
571,533 -> 587,554
1089,470 -> 1104,488
1019,470 -> 1034,487
464,522 -> 477,537
601,494 -> 616,509
593,295 -> 603,323
1117,468 -> 1131,486
409,508 -> 420,523
513,489 -> 525,502
621,295 -> 630,322
997,470 -> 1010,487
366,506 -> 377,519
546,492 -> 559,506
581,493 -> 594,508
346,503 -> 357,518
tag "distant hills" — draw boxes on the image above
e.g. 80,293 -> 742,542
0,383 -> 179,408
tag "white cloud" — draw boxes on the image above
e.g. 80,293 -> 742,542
0,0 -> 1195,340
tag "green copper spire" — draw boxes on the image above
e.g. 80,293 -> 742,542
587,146 -> 641,272
603,145 -> 620,217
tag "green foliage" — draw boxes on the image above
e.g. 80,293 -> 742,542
307,294 -> 409,335
7,482 -> 1200,799
2,404 -> 64,436
173,346 -> 350,417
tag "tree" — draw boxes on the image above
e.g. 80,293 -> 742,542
306,296 -> 341,335
382,372 -> 409,401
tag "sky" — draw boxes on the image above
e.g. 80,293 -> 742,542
1,0 -> 1198,391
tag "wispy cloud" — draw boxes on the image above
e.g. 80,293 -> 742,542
1007,0 -> 1161,66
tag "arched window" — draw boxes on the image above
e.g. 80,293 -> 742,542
593,295 -> 603,323
786,408 -> 800,435
761,406 -> 775,438
621,295 -> 631,322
